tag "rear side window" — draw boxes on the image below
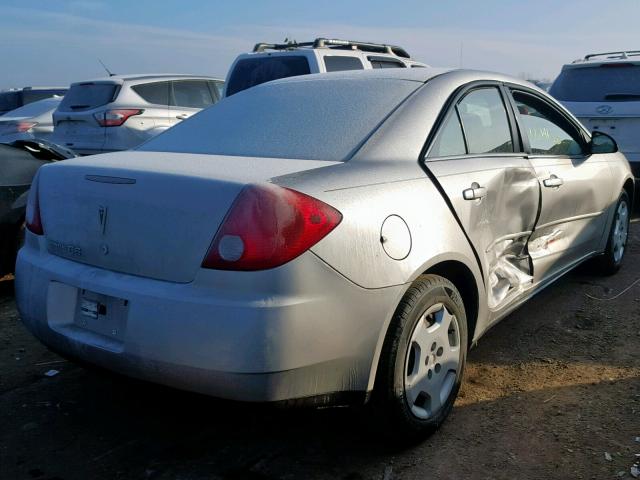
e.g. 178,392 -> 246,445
58,83 -> 118,112
458,88 -> 513,154
132,81 -> 170,105
512,91 -> 584,156
171,80 -> 215,109
429,112 -> 466,157
368,57 -> 406,69
226,56 -> 311,96
324,56 -> 364,72
550,64 -> 640,102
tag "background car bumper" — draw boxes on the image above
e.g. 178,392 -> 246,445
15,241 -> 404,402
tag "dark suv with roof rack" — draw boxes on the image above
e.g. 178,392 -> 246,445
550,50 -> 640,193
224,37 -> 427,97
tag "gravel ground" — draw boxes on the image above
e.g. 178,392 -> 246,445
1,226 -> 639,480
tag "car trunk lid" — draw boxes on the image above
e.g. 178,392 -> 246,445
37,151 -> 338,283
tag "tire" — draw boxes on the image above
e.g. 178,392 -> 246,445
594,191 -> 630,275
372,274 -> 468,439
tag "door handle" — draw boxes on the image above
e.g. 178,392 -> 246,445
463,182 -> 487,200
175,114 -> 189,120
543,175 -> 564,188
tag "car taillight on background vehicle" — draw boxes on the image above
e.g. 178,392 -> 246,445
25,173 -> 44,235
0,121 -> 38,135
202,184 -> 342,271
94,109 -> 143,127
16,121 -> 37,132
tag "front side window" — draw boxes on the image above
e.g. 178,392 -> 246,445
457,88 -> 514,154
171,80 -> 215,109
428,111 -> 466,158
512,91 -> 584,156
324,56 -> 364,72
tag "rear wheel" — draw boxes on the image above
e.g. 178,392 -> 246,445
372,274 -> 468,439
594,191 -> 630,275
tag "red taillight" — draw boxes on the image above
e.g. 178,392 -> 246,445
16,121 -> 37,132
202,184 -> 342,271
94,109 -> 143,127
25,173 -> 43,235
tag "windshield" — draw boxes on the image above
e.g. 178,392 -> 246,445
140,77 -> 420,161
1,98 -> 61,118
226,56 -> 311,96
58,83 -> 118,112
550,64 -> 640,102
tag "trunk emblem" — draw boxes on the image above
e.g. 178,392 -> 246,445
596,105 -> 613,115
98,206 -> 108,235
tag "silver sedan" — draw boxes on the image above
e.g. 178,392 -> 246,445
16,68 -> 632,437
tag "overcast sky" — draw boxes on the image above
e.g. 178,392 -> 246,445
1,0 -> 639,89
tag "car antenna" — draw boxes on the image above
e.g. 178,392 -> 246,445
98,59 -> 116,77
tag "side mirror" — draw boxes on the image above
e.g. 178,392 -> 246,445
590,131 -> 618,154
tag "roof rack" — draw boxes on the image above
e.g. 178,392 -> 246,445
583,50 -> 640,61
252,37 -> 411,59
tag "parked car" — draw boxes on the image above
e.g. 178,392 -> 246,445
225,37 -> 427,96
550,50 -> 640,192
51,74 -> 224,155
0,140 -> 75,277
0,87 -> 67,116
16,69 -> 632,437
0,97 -> 62,143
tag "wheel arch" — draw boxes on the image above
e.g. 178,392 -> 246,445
423,260 -> 479,348
366,255 -> 484,396
623,175 -> 634,207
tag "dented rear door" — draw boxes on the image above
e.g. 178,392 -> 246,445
425,85 -> 540,311
509,89 -> 613,282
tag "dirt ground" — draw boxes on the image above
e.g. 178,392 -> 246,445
1,228 -> 639,480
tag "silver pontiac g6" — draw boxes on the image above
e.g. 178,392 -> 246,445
16,69 -> 632,436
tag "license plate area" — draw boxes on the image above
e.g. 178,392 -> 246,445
74,289 -> 128,342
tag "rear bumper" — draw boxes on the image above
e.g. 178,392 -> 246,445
15,239 -> 403,402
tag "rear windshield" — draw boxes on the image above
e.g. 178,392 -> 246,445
22,89 -> 67,104
226,56 -> 311,96
140,77 -> 420,161
0,97 -> 60,118
58,83 -> 118,112
550,64 -> 640,102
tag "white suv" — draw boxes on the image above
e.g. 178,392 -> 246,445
224,37 -> 427,96
51,74 -> 224,155
550,51 -> 640,183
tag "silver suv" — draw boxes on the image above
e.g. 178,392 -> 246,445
225,37 -> 427,96
550,51 -> 640,186
51,74 -> 224,155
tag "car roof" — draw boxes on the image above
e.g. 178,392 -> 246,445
1,86 -> 67,92
563,50 -> 640,69
69,74 -> 224,85
266,67 -> 544,92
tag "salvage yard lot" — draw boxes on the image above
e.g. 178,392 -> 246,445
1,228 -> 639,480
